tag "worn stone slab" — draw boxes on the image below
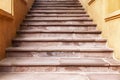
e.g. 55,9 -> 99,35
23,21 -> 95,26
17,33 -> 100,39
13,38 -> 106,42
25,17 -> 92,21
32,5 -> 83,7
0,57 -> 111,67
26,14 -> 89,17
17,30 -> 101,33
0,72 -> 88,80
21,22 -> 96,26
0,57 -> 60,66
60,58 -> 109,66
6,47 -> 113,52
7,51 -> 112,58
87,73 -> 120,80
20,26 -> 96,32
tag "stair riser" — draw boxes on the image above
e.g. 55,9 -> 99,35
12,42 -> 106,48
0,66 -> 116,72
17,33 -> 100,39
7,52 -> 112,58
20,26 -> 96,31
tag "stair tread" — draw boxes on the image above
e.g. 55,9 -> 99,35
30,10 -> 84,11
0,72 -> 119,80
26,14 -> 89,17
13,38 -> 106,42
31,8 -> 84,10
17,30 -> 101,33
32,5 -> 82,7
24,17 -> 92,21
25,18 -> 92,21
0,57 -> 117,67
22,23 -> 96,26
6,47 -> 113,52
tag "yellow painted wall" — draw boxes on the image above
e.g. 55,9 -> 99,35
0,0 -> 12,13
80,0 -> 120,59
0,0 -> 34,60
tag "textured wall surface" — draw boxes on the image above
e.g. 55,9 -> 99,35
80,0 -> 120,59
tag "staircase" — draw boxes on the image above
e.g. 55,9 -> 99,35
0,0 -> 120,80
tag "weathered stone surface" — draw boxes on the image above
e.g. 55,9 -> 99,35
20,26 -> 96,32
87,73 -> 120,80
0,72 -> 89,80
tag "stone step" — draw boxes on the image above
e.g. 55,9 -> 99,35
17,30 -> 101,34
33,2 -> 80,5
0,72 -> 120,80
0,58 -> 120,72
31,8 -> 84,10
34,1 -> 79,3
7,51 -> 112,58
30,10 -> 85,12
32,6 -> 83,9
26,14 -> 89,17
17,32 -> 100,39
29,10 -> 84,12
17,30 -> 101,38
34,3 -> 80,6
13,38 -> 106,42
6,47 -> 113,52
31,7 -> 84,10
33,3 -> 82,7
12,38 -> 106,48
29,10 -> 86,14
35,0 -> 78,1
32,5 -> 82,7
22,21 -> 96,26
0,57 -> 117,67
12,42 -> 106,48
25,17 -> 92,21
35,0 -> 79,2
20,25 -> 96,31
0,66 -> 119,72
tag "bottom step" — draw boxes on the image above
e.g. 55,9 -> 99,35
0,72 -> 119,80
